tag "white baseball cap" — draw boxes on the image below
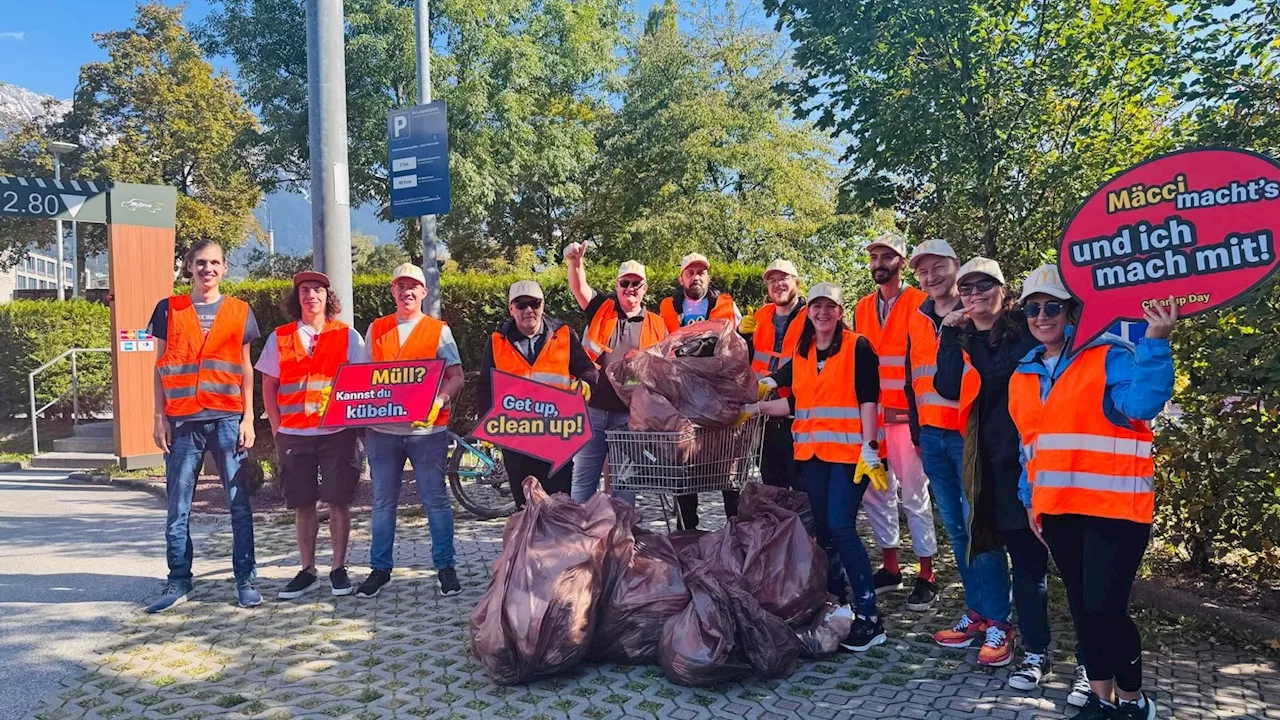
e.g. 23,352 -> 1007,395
956,257 -> 1006,286
763,258 -> 799,280
679,253 -> 710,273
867,232 -> 908,258
806,282 -> 844,307
1019,264 -> 1073,302
391,263 -> 426,286
908,239 -> 959,269
617,260 -> 647,281
508,280 -> 544,302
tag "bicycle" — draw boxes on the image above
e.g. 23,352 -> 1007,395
445,432 -> 516,519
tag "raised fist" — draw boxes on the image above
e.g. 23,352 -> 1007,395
563,242 -> 586,262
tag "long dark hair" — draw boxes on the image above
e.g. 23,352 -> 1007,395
986,296 -> 1026,347
797,317 -> 848,356
281,285 -> 342,321
181,239 -> 225,279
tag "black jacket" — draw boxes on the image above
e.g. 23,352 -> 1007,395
935,313 -> 1038,558
475,316 -> 599,417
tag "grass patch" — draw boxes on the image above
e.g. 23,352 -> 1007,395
212,694 -> 248,708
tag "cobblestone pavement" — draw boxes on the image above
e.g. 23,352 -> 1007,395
30,498 -> 1280,720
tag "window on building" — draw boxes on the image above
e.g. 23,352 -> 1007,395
17,276 -> 26,290
24,257 -> 34,271
37,259 -> 47,275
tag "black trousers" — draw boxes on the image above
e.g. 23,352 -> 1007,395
503,452 -> 574,510
1040,513 -> 1151,692
675,491 -> 739,530
760,418 -> 801,490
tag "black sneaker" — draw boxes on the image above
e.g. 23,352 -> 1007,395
873,567 -> 904,595
1007,651 -> 1051,691
356,569 -> 391,598
905,577 -> 938,611
839,614 -> 887,652
330,566 -> 353,597
1076,694 -> 1119,720
438,567 -> 461,596
277,568 -> 319,600
1114,693 -> 1156,720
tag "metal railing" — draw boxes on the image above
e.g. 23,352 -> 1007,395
29,348 -> 111,455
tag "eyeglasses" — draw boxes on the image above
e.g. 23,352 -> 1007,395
512,298 -> 542,311
1023,301 -> 1066,319
618,279 -> 645,289
766,276 -> 794,286
958,279 -> 999,296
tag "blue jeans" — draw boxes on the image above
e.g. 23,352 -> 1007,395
367,430 -> 454,570
920,426 -> 1011,622
1003,528 -> 1051,654
164,416 -> 256,584
800,459 -> 878,618
570,407 -> 635,504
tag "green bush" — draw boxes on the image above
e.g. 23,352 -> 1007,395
0,300 -> 114,418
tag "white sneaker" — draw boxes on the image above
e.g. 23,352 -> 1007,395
1007,652 -> 1050,690
1067,665 -> 1091,707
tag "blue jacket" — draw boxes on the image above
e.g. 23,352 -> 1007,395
1014,328 -> 1174,508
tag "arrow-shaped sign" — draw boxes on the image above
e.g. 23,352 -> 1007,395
319,359 -> 445,428
471,370 -> 594,473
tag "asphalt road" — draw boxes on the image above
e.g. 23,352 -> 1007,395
0,470 -> 177,720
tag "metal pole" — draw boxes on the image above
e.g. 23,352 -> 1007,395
29,373 -> 38,455
71,221 -> 79,298
415,0 -> 441,318
54,156 -> 65,301
72,350 -> 80,425
304,0 -> 355,325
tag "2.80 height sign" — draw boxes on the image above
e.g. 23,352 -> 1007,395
1060,148 -> 1280,350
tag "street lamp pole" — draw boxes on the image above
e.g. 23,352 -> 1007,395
414,0 -> 441,319
48,141 -> 78,301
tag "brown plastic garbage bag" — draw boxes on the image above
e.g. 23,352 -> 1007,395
735,512 -> 828,627
798,597 -> 855,657
610,320 -> 756,428
469,478 -> 616,685
591,529 -> 691,664
659,563 -> 752,687
738,482 -> 816,536
719,567 -> 802,678
668,529 -> 707,563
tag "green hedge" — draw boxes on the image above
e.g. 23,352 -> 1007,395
0,300 -> 114,418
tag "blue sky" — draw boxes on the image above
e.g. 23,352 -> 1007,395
0,0 -> 686,100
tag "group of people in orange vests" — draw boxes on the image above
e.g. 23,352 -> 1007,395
146,233 -> 1175,720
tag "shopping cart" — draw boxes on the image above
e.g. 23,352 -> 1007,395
606,415 -> 766,531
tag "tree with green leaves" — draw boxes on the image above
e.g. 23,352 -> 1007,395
201,0 -> 626,269
765,0 -> 1187,275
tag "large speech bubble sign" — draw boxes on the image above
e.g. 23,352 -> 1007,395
471,370 -> 594,474
1060,148 -> 1280,350
319,359 -> 445,428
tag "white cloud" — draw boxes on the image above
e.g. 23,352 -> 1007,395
0,32 -> 25,41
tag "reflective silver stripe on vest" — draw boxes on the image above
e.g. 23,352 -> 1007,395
198,381 -> 242,396
304,402 -> 321,414
918,392 -> 959,409
1033,470 -> 1153,494
911,364 -> 936,380
279,380 -> 329,395
794,407 -> 862,420
882,378 -> 906,391
752,350 -> 772,365
531,372 -> 572,387
880,355 -> 906,367
1035,433 -> 1153,458
792,430 -> 868,445
278,403 -> 306,415
163,385 -> 198,399
583,336 -> 607,356
200,359 -> 244,375
158,362 -> 199,377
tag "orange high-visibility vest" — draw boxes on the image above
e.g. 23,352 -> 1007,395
658,293 -> 736,333
854,286 -> 927,412
581,297 -> 667,364
907,306 -> 963,431
1008,345 -> 1156,524
751,304 -> 807,399
791,329 -> 885,463
156,295 -> 249,417
276,320 -> 350,431
369,313 -> 451,427
956,350 -> 981,436
491,324 -> 573,389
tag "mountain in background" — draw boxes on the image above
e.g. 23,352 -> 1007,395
0,81 -> 401,264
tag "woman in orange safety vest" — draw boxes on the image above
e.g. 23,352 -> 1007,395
744,282 -> 889,655
1009,265 -> 1177,720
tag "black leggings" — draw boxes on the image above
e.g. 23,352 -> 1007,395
1040,513 -> 1151,692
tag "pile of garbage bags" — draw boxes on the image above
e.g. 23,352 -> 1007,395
469,479 -> 851,687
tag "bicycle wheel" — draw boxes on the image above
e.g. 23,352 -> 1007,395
447,436 -> 517,519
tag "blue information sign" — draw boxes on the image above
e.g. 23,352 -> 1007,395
1109,321 -> 1148,343
387,101 -> 451,219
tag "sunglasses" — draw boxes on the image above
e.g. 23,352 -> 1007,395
512,298 -> 542,311
958,279 -> 999,296
618,279 -> 645,289
1023,301 -> 1066,319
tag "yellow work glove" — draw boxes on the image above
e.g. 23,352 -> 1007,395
757,377 -> 778,400
414,395 -> 447,428
854,443 -> 889,492
316,386 -> 333,416
570,378 -> 592,404
738,308 -> 758,335
735,402 -> 760,427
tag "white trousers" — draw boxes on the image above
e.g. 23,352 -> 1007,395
862,422 -> 938,557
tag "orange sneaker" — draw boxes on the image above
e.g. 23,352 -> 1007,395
933,610 -> 989,648
977,621 -> 1016,666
